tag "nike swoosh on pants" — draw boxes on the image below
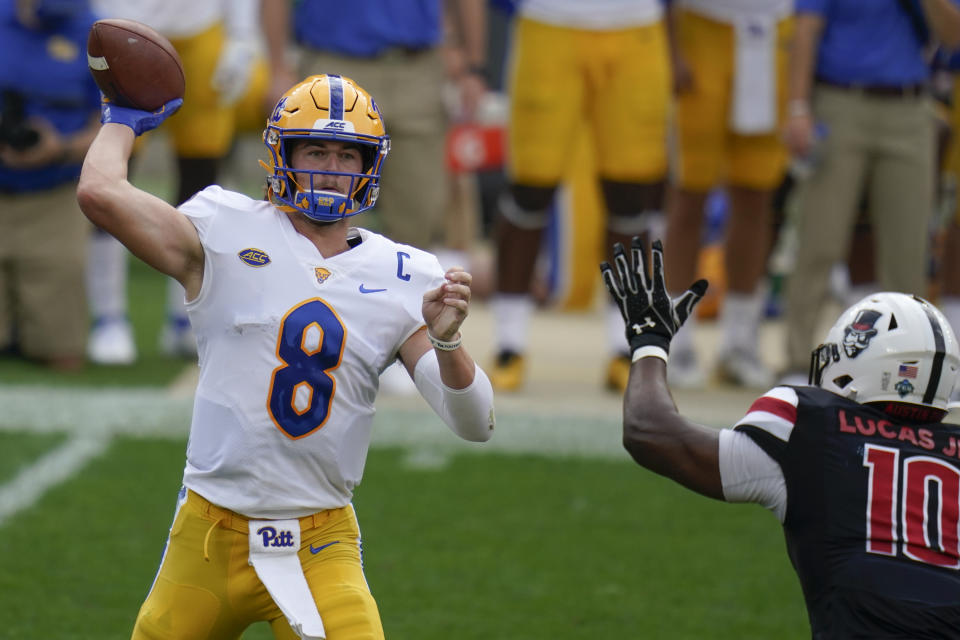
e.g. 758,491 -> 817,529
309,541 -> 340,554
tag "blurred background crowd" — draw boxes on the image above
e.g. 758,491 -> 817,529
2,0 -> 960,401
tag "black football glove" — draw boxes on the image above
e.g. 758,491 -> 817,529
600,238 -> 708,357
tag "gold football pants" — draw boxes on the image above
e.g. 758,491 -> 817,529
131,489 -> 384,640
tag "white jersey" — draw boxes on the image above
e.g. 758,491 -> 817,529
179,186 -> 444,518
519,0 -> 662,30
91,0 -> 240,39
676,0 -> 793,22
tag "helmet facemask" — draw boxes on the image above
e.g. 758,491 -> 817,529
261,74 -> 390,223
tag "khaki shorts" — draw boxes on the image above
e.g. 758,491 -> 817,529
506,17 -> 670,185
672,10 -> 792,191
0,183 -> 89,360
132,489 -> 384,640
297,47 -> 448,248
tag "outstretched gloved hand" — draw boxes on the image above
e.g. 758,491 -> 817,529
600,238 -> 708,362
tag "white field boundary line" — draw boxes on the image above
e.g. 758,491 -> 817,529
0,384 -> 758,460
0,381 -> 742,524
0,430 -> 111,528
0,385 -> 631,459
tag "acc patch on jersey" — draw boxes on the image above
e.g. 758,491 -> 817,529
238,248 -> 271,267
315,267 -> 332,284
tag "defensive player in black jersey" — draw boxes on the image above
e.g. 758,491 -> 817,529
601,237 -> 960,639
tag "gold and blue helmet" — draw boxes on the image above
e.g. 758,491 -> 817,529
262,74 -> 390,222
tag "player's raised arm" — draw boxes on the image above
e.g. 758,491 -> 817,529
77,107 -> 202,297
76,20 -> 204,298
600,238 -> 722,499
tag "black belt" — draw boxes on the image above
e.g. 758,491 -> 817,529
817,78 -> 928,99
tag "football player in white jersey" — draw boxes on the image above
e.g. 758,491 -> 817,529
77,74 -> 495,640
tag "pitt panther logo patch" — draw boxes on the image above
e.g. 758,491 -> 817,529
238,248 -> 271,267
315,267 -> 332,284
842,309 -> 882,358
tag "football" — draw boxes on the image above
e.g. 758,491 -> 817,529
87,19 -> 185,111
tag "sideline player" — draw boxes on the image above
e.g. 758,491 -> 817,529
489,0 -> 670,393
77,74 -> 495,639
663,0 -> 792,389
601,238 -> 960,637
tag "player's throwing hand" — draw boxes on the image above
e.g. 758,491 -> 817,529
100,94 -> 182,136
600,238 -> 708,361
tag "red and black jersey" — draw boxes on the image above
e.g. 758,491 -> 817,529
736,385 -> 960,639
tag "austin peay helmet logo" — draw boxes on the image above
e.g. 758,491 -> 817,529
238,248 -> 271,267
842,309 -> 882,358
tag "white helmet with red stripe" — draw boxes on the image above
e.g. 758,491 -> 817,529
810,293 -> 960,420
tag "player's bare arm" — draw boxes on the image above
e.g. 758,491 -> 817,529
77,20 -> 203,298
622,357 -> 723,499
77,118 -> 204,299
601,238 -> 723,499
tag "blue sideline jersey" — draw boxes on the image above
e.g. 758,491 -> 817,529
796,0 -> 958,87
293,0 -> 442,57
0,0 -> 100,192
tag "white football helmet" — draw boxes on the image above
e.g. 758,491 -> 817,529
810,293 -> 960,415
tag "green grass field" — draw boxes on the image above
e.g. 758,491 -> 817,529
0,263 -> 810,639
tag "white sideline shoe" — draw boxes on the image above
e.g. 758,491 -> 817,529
160,317 -> 197,358
778,371 -> 810,387
667,348 -> 706,390
88,317 -> 137,365
716,348 -> 775,389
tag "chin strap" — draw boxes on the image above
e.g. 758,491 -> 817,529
293,189 -> 354,219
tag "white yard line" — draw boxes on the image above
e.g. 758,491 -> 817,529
0,430 -> 111,528
0,369 -> 794,525
0,382 -> 191,527
0,384 -> 627,457
0,381 -> 626,525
